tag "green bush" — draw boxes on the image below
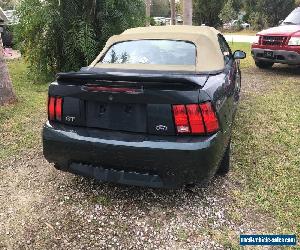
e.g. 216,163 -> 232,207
219,0 -> 238,24
14,0 -> 146,79
193,0 -> 225,27
244,0 -> 295,28
248,12 -> 268,30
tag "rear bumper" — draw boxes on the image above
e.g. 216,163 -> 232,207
251,48 -> 300,65
43,122 -> 226,188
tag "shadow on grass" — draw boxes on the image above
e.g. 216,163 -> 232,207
260,64 -> 300,76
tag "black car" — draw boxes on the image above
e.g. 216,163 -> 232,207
43,25 -> 246,188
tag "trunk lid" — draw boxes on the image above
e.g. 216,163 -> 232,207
50,68 -> 210,136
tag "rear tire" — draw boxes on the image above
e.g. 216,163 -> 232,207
255,60 -> 274,69
216,141 -> 231,176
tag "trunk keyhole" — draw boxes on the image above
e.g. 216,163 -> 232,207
125,105 -> 133,114
99,105 -> 106,115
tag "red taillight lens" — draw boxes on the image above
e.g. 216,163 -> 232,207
172,102 -> 219,135
200,102 -> 219,133
55,97 -> 63,121
186,104 -> 205,134
172,105 -> 190,133
48,96 -> 55,121
48,96 -> 63,122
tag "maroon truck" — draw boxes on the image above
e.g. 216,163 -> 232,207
251,7 -> 300,68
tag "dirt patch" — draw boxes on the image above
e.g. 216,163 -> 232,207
0,149 -> 260,249
241,65 -> 300,99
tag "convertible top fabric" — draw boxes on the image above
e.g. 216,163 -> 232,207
90,25 -> 225,73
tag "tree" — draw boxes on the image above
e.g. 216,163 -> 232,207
248,11 -> 268,30
259,0 -> 295,26
145,0 -> 151,25
244,0 -> 296,27
170,0 -> 176,25
219,0 -> 238,24
193,0 -> 225,27
0,0 -> 18,10
151,0 -> 169,17
15,0 -> 146,78
0,35 -> 16,106
232,0 -> 243,13
183,0 -> 192,25
176,0 -> 183,16
243,0 -> 257,22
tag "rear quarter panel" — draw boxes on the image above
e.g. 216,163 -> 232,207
202,65 -> 238,148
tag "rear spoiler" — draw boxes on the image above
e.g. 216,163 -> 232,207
56,68 -> 209,89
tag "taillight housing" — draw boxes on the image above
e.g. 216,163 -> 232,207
48,96 -> 55,121
172,102 -> 219,135
172,105 -> 190,133
48,96 -> 63,122
55,97 -> 63,121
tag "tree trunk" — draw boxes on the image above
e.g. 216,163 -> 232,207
0,35 -> 16,106
145,0 -> 151,26
183,0 -> 193,25
170,0 -> 176,25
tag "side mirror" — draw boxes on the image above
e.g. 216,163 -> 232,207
233,50 -> 246,60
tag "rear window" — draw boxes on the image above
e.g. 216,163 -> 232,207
101,40 -> 196,66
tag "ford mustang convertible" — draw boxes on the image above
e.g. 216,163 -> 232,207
43,26 -> 246,188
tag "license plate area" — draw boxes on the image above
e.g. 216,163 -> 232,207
86,102 -> 147,133
264,51 -> 274,59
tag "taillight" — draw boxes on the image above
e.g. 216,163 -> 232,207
186,104 -> 205,134
172,102 -> 219,135
48,96 -> 63,122
200,102 -> 219,133
48,96 -> 55,121
55,97 -> 63,121
173,105 -> 190,133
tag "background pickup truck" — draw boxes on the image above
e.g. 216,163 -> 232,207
251,7 -> 300,68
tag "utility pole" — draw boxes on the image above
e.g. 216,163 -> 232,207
145,0 -> 151,26
170,0 -> 176,25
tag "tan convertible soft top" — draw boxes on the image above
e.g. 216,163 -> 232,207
90,25 -> 225,73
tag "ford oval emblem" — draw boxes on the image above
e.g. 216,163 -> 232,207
156,125 -> 168,132
108,95 -> 114,101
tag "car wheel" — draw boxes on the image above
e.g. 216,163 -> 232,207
216,141 -> 231,176
255,60 -> 274,69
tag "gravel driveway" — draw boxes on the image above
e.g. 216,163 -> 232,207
0,65 -> 299,249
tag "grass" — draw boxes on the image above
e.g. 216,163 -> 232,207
230,73 -> 300,235
91,195 -> 112,206
0,59 -> 48,160
224,29 -> 258,36
229,42 -> 253,68
176,228 -> 189,242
